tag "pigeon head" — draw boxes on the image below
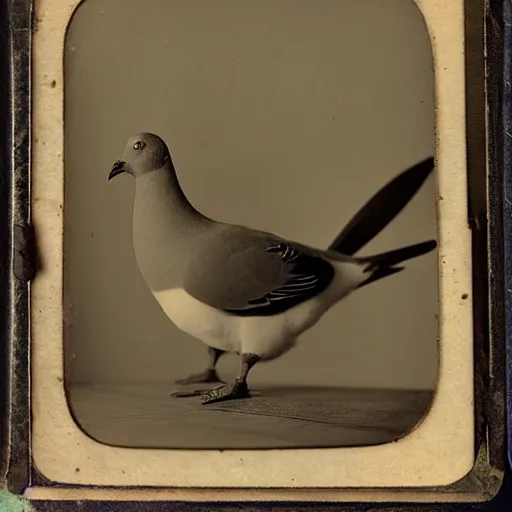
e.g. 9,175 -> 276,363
109,133 -> 171,181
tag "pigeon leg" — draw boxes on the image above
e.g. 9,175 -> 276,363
200,353 -> 260,405
175,347 -> 225,385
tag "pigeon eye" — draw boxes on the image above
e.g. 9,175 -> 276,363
133,141 -> 145,151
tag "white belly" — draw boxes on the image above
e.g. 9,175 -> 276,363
152,288 -> 325,361
153,288 -> 240,353
151,260 -> 364,361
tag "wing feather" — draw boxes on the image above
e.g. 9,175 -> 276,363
183,235 -> 335,317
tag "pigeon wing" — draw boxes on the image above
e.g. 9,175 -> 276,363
183,234 -> 335,317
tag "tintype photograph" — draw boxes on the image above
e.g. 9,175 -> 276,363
63,0 -> 438,451
19,0 -> 483,498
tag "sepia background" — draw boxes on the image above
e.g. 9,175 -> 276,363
63,0 -> 437,448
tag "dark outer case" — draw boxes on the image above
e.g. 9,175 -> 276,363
1,0 -> 511,509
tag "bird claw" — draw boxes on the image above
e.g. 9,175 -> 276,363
170,383 -> 226,398
200,379 -> 250,405
175,369 -> 224,385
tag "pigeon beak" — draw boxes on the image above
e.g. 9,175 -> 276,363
108,160 -> 128,181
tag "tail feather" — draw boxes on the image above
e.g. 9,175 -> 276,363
361,240 -> 437,267
357,239 -> 437,288
329,157 -> 434,256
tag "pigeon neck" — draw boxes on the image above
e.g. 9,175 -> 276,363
137,163 -> 210,227
132,163 -> 212,289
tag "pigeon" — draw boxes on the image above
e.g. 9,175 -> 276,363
171,147 -> 436,388
108,133 -> 436,404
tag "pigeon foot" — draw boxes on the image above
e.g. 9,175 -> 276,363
200,378 -> 250,404
175,369 -> 224,385
170,383 -> 225,398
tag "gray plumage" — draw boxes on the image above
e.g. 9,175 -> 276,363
109,133 -> 436,404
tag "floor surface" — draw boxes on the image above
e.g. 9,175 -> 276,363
67,382 -> 434,450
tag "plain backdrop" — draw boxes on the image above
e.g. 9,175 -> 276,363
63,0 -> 438,390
